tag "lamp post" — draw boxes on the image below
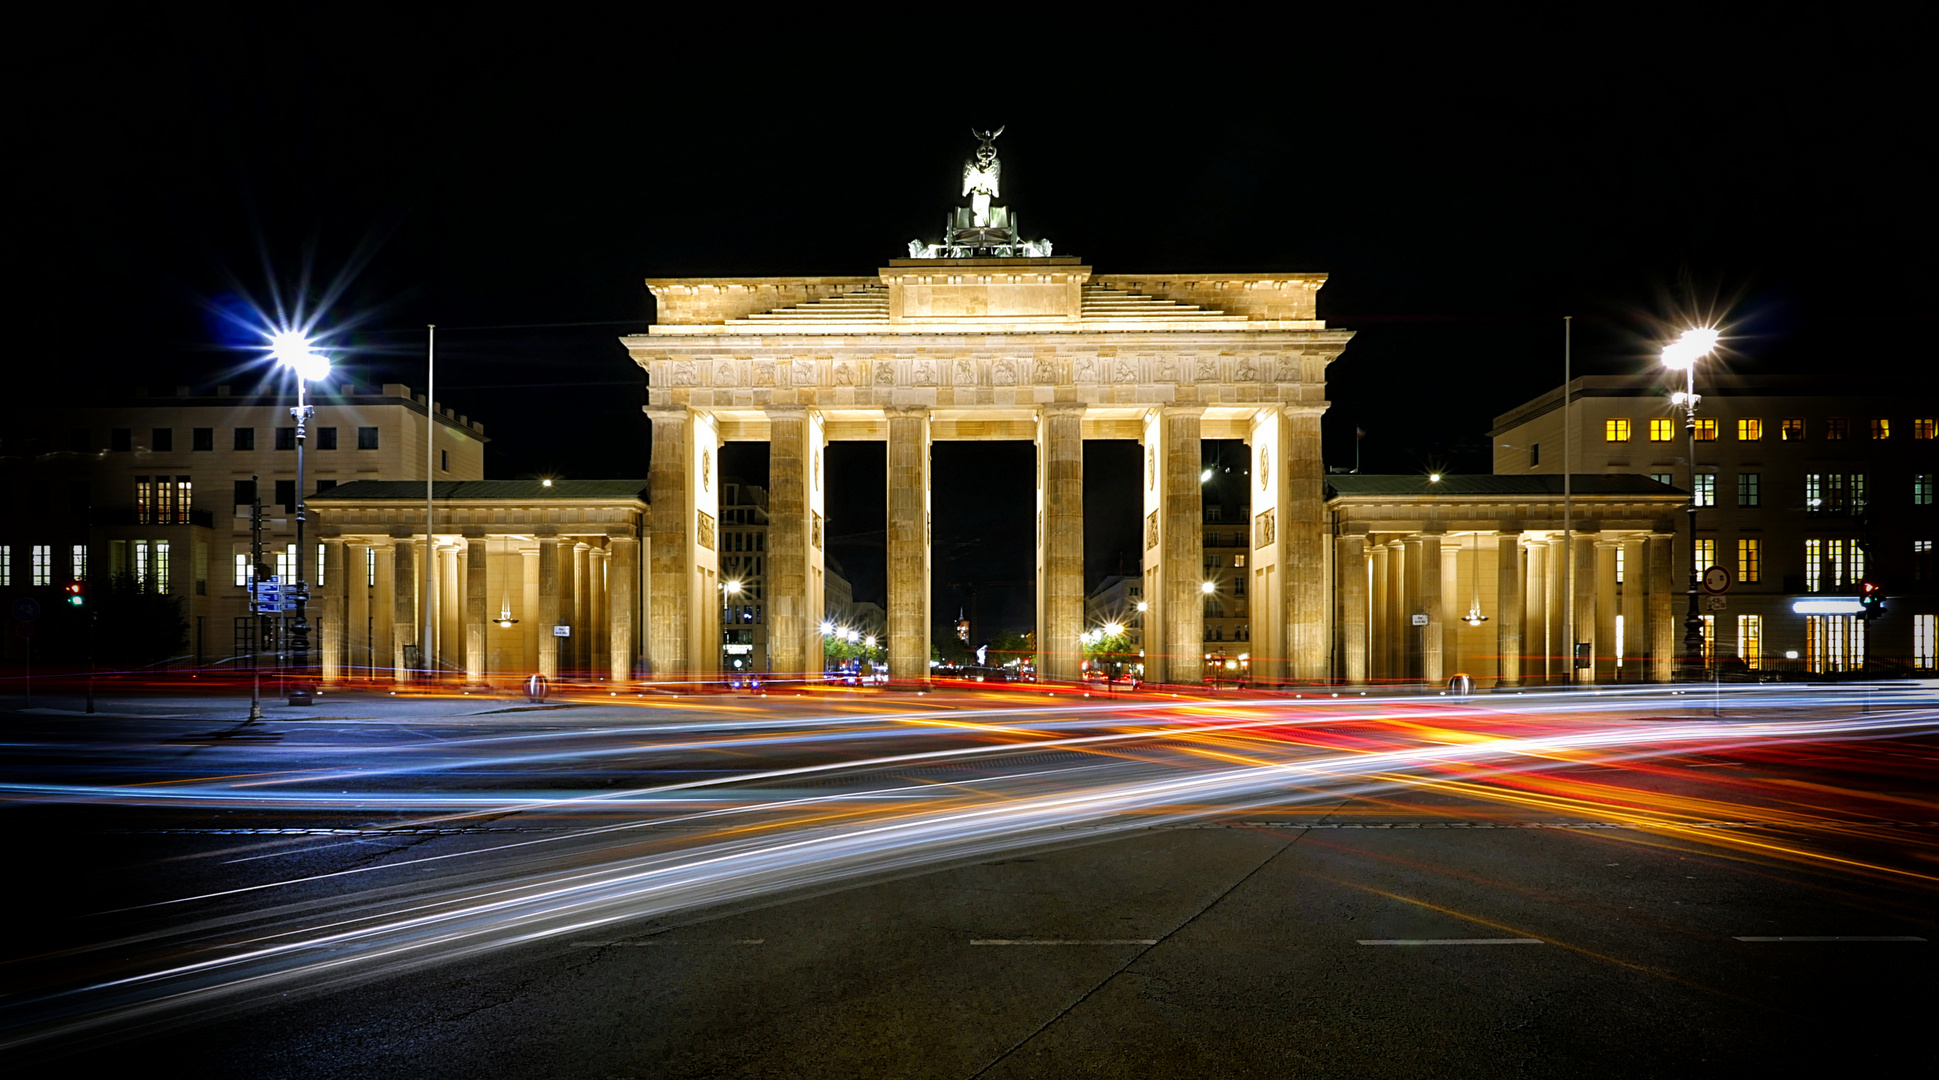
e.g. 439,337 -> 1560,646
269,331 -> 330,690
1662,328 -> 1721,678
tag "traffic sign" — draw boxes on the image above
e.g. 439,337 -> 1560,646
1410,613 -> 1429,626
1701,565 -> 1733,594
15,620 -> 35,638
553,625 -> 572,637
1704,595 -> 1728,611
13,597 -> 41,621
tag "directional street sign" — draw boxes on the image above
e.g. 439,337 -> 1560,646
13,597 -> 41,622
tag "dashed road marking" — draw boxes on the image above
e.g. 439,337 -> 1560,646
971,939 -> 1158,946
1358,938 -> 1544,946
571,939 -> 765,947
1733,936 -> 1925,943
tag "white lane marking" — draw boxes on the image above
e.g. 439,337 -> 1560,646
971,939 -> 1158,946
571,939 -> 765,947
1732,936 -> 1925,942
1358,938 -> 1544,946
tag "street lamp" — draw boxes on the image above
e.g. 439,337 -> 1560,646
1662,327 -> 1721,676
269,330 -> 330,685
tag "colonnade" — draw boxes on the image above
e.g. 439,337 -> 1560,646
1335,527 -> 1678,687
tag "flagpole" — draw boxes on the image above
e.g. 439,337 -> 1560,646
1563,316 -> 1573,685
423,324 -> 435,682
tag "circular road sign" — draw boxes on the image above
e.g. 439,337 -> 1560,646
13,597 -> 41,621
1702,565 -> 1733,594
16,620 -> 35,638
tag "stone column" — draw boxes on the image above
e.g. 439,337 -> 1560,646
320,538 -> 345,684
537,536 -> 560,679
440,543 -> 462,677
1545,538 -> 1567,685
1596,540 -> 1619,682
646,407 -> 692,677
521,546 -> 540,675
1497,531 -> 1523,687
1648,532 -> 1676,682
1387,539 -> 1406,683
1369,541 -> 1389,683
1402,535 -> 1423,682
1524,538 -> 1547,684
391,538 -> 415,683
1421,532 -> 1444,685
1284,406 -> 1328,680
1338,531 -> 1368,685
767,407 -> 813,677
569,541 -> 589,674
1161,407 -> 1205,685
1573,532 -> 1599,683
609,535 -> 639,682
345,541 -> 369,679
465,534 -> 488,685
886,406 -> 931,684
1620,536 -> 1646,679
589,545 -> 609,677
1037,403 -> 1085,682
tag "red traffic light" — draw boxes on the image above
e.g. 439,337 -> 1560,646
1860,579 -> 1882,597
65,581 -> 86,606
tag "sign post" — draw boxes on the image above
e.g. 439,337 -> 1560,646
14,597 -> 39,701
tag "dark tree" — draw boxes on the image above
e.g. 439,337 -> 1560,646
93,572 -> 189,669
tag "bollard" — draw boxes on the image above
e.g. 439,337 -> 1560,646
1447,673 -> 1474,697
525,674 -> 549,704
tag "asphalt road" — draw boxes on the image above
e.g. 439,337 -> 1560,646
2,684 -> 1934,1078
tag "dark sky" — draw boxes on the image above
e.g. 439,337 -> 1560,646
16,14 -> 1929,631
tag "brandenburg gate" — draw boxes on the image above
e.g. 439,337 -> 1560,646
627,137 -> 1360,687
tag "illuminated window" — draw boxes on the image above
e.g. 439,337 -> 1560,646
316,544 -> 326,587
366,547 -> 377,587
1917,615 -> 1937,670
235,553 -> 249,587
1826,538 -> 1846,588
1781,418 -> 1805,441
1738,615 -> 1762,670
1615,546 -> 1625,584
1615,614 -> 1625,667
0,545 -> 9,586
1826,418 -> 1848,440
1694,418 -> 1718,441
275,543 -> 296,581
1694,538 -> 1715,572
1805,539 -> 1821,592
1605,418 -> 1631,442
71,544 -> 87,581
1649,418 -> 1674,442
134,541 -> 150,588
1738,472 -> 1760,507
1872,418 -> 1891,440
1700,614 -> 1715,660
1848,539 -> 1865,585
1916,419 -> 1936,440
135,476 -> 154,523
1693,474 -> 1715,507
175,477 -> 192,524
32,544 -> 52,586
1650,472 -> 1674,486
1738,538 -> 1761,583
1916,474 -> 1933,506
155,541 -> 170,593
1917,540 -> 1935,583
1806,474 -> 1823,512
1738,418 -> 1762,441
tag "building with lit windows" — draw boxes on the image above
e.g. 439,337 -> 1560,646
0,382 -> 485,669
717,477 -> 769,674
1491,373 -> 1939,674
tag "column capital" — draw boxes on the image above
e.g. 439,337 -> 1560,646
764,405 -> 811,419
1496,526 -> 1524,537
1039,402 -> 1087,416
1157,404 -> 1207,418
884,405 -> 932,418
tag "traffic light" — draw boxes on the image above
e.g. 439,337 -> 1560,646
64,581 -> 85,607
1859,579 -> 1886,621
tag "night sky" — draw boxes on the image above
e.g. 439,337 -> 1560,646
17,14 -> 1927,631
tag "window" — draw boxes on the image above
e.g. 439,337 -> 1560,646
1916,419 -> 1936,440
1206,505 -> 1223,522
234,553 -> 250,587
1738,418 -> 1762,441
1694,418 -> 1718,441
1805,539 -> 1821,592
1693,474 -> 1715,507
234,479 -> 257,509
1649,418 -> 1674,442
1738,472 -> 1760,507
316,543 -> 325,587
111,428 -> 132,451
1916,540 -> 1935,582
1805,615 -> 1864,673
0,545 -> 8,586
275,427 -> 296,451
1614,614 -> 1625,667
366,547 -> 377,587
1852,473 -> 1867,512
1234,554 -> 1246,568
1738,538 -> 1761,583
275,479 -> 296,513
155,540 -> 170,593
1917,615 -> 1936,670
192,427 -> 213,451
1530,443 -> 1540,466
1700,614 -> 1715,660
1781,418 -> 1805,441
1605,418 -> 1631,442
152,428 -> 173,452
441,449 -> 450,471
71,544 -> 87,581
1916,474 -> 1933,506
274,543 -> 296,581
135,476 -> 153,522
1650,472 -> 1674,486
317,426 -> 337,450
358,426 -> 380,450
1826,418 -> 1848,440
1694,538 -> 1715,572
1615,546 -> 1626,585
1737,615 -> 1762,669
1872,418 -> 1891,440
32,544 -> 52,586
234,427 -> 255,451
